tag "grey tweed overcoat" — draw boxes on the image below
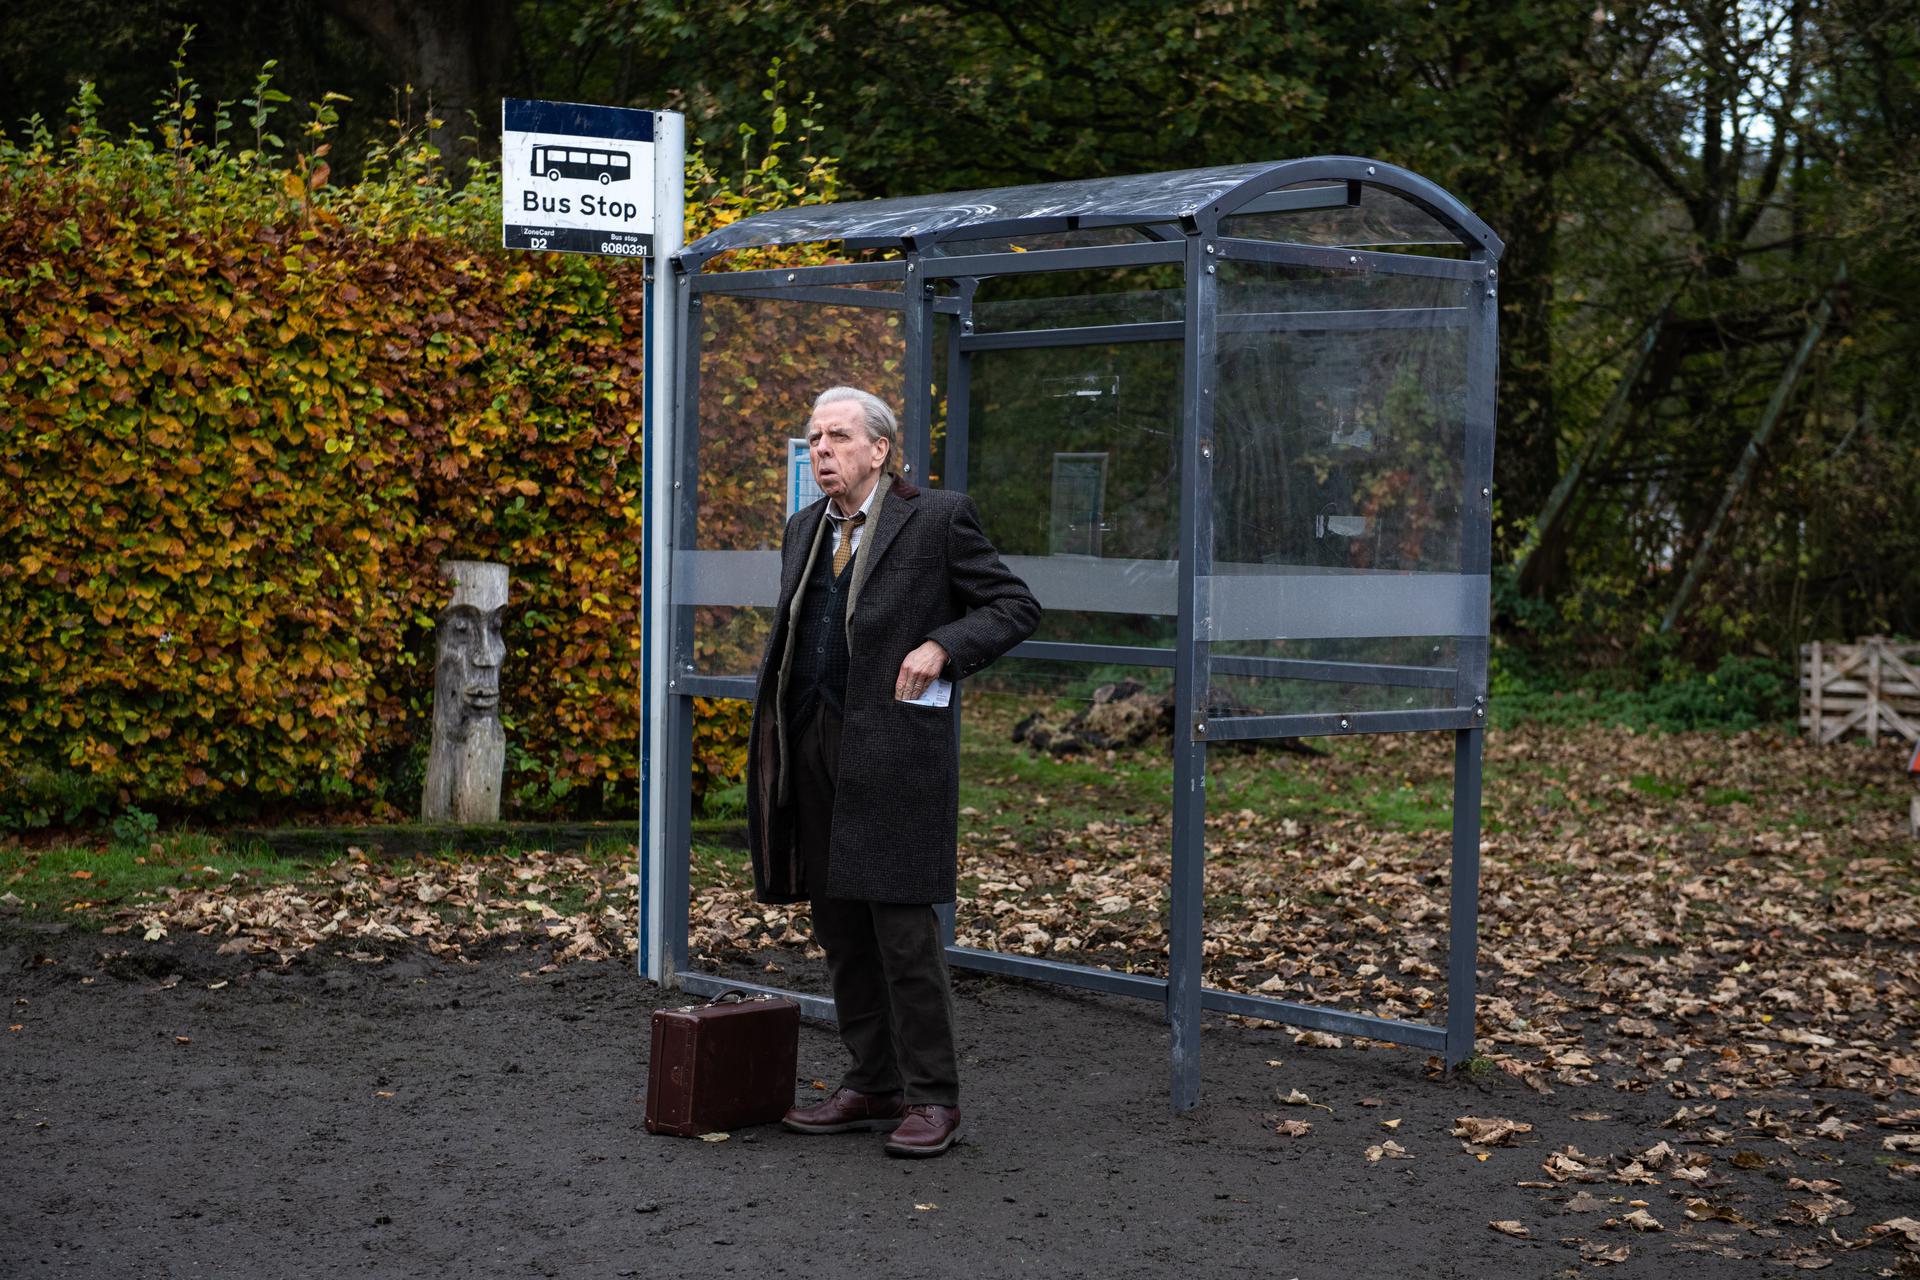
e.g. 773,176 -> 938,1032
746,474 -> 1040,905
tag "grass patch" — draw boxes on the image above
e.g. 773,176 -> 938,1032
957,689 -> 1458,838
1456,1052 -> 1497,1080
1209,751 -> 1454,834
0,835 -> 313,920
692,831 -> 750,889
1354,781 -> 1454,833
958,732 -> 1171,832
2,828 -> 651,923
1630,774 -> 1685,800
245,821 -> 636,861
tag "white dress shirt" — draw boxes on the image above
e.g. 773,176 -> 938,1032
825,484 -> 878,561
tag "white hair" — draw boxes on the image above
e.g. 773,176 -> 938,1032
812,386 -> 903,476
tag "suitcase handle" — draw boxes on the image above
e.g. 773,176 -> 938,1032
709,990 -> 754,1005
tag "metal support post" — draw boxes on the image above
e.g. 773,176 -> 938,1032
1168,227 -> 1217,1112
659,283 -> 704,986
939,280 -> 975,953
900,256 -> 937,480
1445,247 -> 1499,1065
944,280 -> 975,491
637,110 -> 686,982
665,693 -> 696,978
1445,727 -> 1484,1064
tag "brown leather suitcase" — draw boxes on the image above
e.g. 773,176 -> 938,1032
644,992 -> 800,1136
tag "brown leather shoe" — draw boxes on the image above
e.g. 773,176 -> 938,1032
782,1088 -> 906,1135
883,1104 -> 962,1158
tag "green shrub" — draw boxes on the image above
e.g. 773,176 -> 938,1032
1490,645 -> 1795,733
108,804 -> 160,849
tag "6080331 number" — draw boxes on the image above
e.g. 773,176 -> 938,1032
600,240 -> 646,257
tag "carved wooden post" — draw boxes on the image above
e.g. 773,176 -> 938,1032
422,561 -> 509,823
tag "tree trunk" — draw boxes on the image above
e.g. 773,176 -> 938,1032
1660,265 -> 1844,633
322,0 -> 517,173
1488,183 -> 1562,560
1517,289 -> 1681,596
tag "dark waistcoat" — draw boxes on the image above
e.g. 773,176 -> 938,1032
784,543 -> 853,732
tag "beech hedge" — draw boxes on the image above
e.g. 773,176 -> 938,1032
0,90 -> 847,827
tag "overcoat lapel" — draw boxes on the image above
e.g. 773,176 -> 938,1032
847,474 -> 914,633
781,501 -> 829,604
767,501 -> 832,815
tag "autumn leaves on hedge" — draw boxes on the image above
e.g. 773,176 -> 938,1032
0,76 -> 847,824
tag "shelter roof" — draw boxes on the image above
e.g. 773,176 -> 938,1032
679,157 -> 1502,260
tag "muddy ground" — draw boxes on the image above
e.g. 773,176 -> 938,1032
5,922 -> 1915,1280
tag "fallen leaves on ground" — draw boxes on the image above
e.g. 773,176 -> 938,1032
1868,1217 -> 1920,1249
1683,1197 -> 1748,1225
103,849 -> 638,967
1488,1219 -> 1530,1238
1542,1146 -> 1604,1183
931,722 -> 1920,1122
83,720 -> 1920,1274
1453,1115 -> 1533,1147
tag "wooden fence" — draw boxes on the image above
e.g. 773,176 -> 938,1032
1800,638 -> 1920,746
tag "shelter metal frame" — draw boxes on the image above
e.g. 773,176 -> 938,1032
653,157 -> 1503,1109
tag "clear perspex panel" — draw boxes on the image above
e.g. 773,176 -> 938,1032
1206,259 -> 1477,718
1222,181 -> 1473,254
680,290 -> 905,678
966,266 -> 1183,656
951,267 -> 1188,979
1200,224 -> 1479,1025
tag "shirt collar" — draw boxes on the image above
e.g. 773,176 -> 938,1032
826,483 -> 878,524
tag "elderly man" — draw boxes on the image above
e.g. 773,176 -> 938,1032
746,386 -> 1039,1158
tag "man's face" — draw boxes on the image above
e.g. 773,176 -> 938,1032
807,400 -> 888,509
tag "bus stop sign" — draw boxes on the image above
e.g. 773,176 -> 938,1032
501,98 -> 657,257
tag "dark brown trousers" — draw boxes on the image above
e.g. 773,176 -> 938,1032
792,703 -> 959,1106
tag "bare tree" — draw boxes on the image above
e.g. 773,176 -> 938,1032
1608,0 -> 1810,278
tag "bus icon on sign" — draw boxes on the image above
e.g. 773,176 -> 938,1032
530,145 -> 630,185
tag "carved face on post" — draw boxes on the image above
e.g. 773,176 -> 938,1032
434,604 -> 507,739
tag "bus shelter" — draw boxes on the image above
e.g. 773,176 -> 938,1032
651,157 -> 1502,1109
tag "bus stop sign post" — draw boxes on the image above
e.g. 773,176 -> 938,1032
500,99 -> 685,984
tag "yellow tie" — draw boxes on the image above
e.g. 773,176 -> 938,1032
832,511 -> 866,576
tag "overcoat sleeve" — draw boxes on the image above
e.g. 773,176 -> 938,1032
924,494 -> 1041,680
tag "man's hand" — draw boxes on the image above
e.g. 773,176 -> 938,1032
895,641 -> 950,701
